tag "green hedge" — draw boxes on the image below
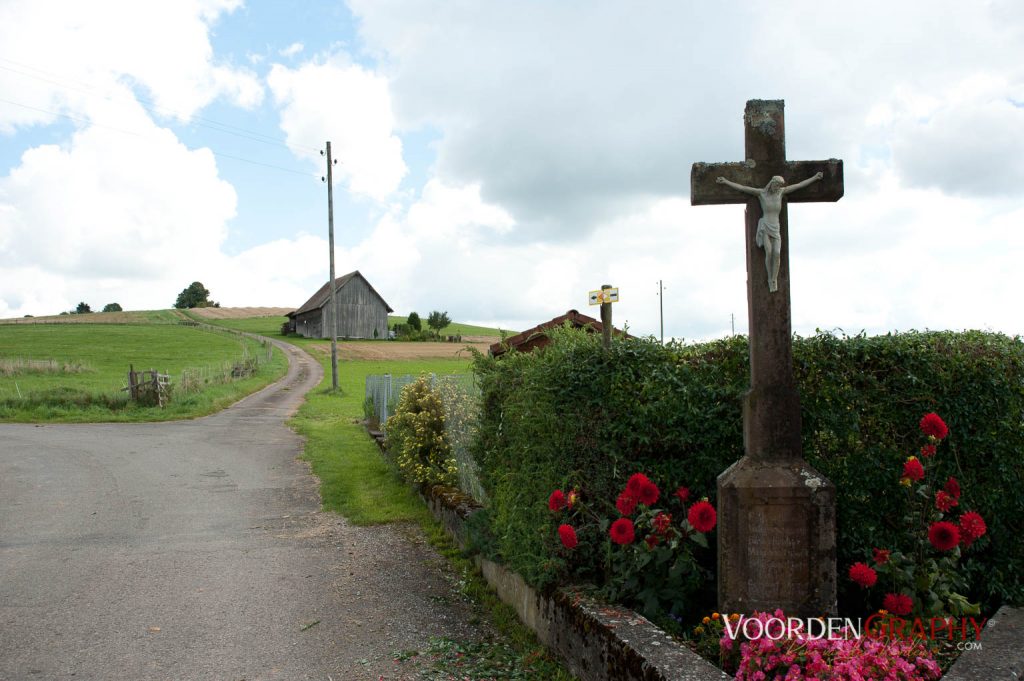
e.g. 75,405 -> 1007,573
471,327 -> 1024,614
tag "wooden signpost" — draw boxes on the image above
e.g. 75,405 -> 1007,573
589,284 -> 618,349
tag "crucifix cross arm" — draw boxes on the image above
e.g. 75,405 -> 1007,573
691,159 -> 843,206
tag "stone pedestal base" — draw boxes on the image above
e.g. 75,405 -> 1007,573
717,456 -> 836,617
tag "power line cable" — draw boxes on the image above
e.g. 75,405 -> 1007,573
0,55 -> 323,155
0,96 -> 316,178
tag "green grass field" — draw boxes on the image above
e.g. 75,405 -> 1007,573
0,322 -> 287,422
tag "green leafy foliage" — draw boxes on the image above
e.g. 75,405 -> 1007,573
428,310 -> 452,333
385,376 -> 458,486
551,479 -> 712,620
174,281 -> 218,309
471,326 -> 1024,615
75,302 -> 92,314
101,302 -> 123,312
407,311 -> 422,331
849,414 -> 983,619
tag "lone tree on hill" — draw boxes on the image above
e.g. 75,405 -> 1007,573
407,311 -> 422,331
174,282 -> 218,309
75,302 -> 92,314
427,310 -> 451,334
102,302 -> 122,312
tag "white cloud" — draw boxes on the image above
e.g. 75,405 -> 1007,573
0,103 -> 237,316
889,78 -> 1024,197
346,0 -> 1024,241
279,42 -> 304,58
0,0 -> 263,132
205,234 -> 329,309
267,55 -> 407,201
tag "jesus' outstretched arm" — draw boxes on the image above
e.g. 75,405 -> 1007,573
781,172 -> 824,195
716,176 -> 762,196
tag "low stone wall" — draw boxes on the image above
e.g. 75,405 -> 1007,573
942,605 -> 1024,680
422,485 -> 729,681
420,486 -> 1024,680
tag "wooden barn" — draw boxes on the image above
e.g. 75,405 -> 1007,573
287,271 -> 392,339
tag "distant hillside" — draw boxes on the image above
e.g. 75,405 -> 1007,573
0,309 -> 184,324
1,307 -> 293,325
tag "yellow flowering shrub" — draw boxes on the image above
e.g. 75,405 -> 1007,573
385,376 -> 458,486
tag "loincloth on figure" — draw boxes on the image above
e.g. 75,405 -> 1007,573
755,217 -> 781,248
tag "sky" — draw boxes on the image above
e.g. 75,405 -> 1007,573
0,0 -> 1022,341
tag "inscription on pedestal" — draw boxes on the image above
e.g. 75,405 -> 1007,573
746,506 -> 810,605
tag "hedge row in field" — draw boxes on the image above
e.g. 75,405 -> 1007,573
470,326 -> 1024,614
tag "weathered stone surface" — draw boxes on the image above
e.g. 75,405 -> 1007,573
717,457 -> 836,616
691,99 -> 842,617
943,606 -> 1024,680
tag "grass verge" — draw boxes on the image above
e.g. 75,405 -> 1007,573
289,354 -> 469,524
287,350 -> 575,679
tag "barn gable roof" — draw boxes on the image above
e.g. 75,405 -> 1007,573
289,270 -> 394,317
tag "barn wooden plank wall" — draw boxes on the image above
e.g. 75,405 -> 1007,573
292,272 -> 390,340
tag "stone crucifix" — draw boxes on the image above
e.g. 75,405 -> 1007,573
691,100 -> 844,617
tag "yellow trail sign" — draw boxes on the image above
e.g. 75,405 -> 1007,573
588,288 -> 619,305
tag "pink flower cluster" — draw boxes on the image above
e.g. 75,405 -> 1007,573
728,610 -> 941,681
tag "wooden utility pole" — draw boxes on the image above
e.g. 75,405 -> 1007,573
324,141 -> 339,391
657,279 -> 664,344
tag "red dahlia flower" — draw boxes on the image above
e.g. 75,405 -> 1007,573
920,412 -> 949,440
548,489 -> 567,511
688,501 -> 717,533
848,562 -> 877,588
652,512 -> 672,534
637,480 -> 660,506
944,477 -> 961,500
920,444 -> 937,457
644,534 -> 660,549
883,593 -> 914,616
872,548 -> 891,565
960,511 -> 986,541
558,524 -> 578,549
928,521 -> 960,551
616,491 -> 637,516
935,490 -> 958,512
626,473 -> 652,499
902,457 -> 924,481
675,486 -> 690,503
610,517 -> 635,545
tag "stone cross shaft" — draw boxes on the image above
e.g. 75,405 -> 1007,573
691,99 -> 843,461
691,99 -> 843,617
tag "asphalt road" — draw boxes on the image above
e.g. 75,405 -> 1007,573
0,341 -> 483,680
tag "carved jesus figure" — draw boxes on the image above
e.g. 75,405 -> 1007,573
716,172 -> 824,292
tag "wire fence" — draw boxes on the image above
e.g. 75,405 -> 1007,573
365,372 -> 487,503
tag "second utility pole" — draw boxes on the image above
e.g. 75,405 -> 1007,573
658,279 -> 664,344
325,141 -> 339,391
